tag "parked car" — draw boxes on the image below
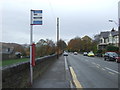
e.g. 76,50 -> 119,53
74,52 -> 78,55
63,52 -> 68,56
115,53 -> 120,63
87,52 -> 95,57
83,52 -> 88,56
104,52 -> 119,61
95,53 -> 103,57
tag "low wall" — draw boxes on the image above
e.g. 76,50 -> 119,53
2,54 -> 57,88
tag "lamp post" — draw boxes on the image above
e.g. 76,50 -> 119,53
109,20 -> 118,26
109,19 -> 120,51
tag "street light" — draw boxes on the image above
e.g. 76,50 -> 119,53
109,19 -> 118,26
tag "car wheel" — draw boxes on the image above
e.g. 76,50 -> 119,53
104,58 -> 106,61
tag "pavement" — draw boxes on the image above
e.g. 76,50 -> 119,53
32,55 -> 71,88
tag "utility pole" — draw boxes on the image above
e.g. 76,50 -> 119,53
118,1 -> 120,52
57,17 -> 59,59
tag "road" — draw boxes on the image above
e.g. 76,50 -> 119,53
66,53 -> 119,88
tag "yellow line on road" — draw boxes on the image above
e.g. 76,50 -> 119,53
69,67 -> 83,89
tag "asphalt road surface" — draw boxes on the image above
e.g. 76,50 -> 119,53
66,53 -> 120,88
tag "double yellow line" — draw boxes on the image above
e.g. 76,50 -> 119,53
69,66 -> 83,89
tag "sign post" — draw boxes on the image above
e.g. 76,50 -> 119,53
57,17 -> 59,59
30,10 -> 42,85
118,2 -> 120,51
118,2 -> 120,89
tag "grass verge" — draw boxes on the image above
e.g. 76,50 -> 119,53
1,58 -> 29,67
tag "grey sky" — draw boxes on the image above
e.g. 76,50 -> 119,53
1,0 -> 119,44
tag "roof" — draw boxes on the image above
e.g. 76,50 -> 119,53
100,32 -> 110,38
111,31 -> 118,36
100,30 -> 118,38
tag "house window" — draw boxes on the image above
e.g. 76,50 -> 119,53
104,39 -> 106,43
8,48 -> 10,52
100,39 -> 102,43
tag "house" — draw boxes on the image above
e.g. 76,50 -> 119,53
0,43 -> 15,60
1,42 -> 25,60
94,28 -> 119,50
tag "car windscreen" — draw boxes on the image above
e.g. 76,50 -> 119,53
109,52 -> 118,57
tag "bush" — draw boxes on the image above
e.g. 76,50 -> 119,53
96,50 -> 103,53
106,45 -> 119,52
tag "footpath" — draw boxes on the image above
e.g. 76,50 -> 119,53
32,55 -> 71,88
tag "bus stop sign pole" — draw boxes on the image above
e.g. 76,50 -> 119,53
30,9 -> 42,85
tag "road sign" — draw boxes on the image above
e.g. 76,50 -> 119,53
31,10 -> 42,25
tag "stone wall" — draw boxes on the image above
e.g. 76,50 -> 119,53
2,54 -> 57,88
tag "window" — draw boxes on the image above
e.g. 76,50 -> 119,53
104,39 -> 106,43
100,39 -> 102,43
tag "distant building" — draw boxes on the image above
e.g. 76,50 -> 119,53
36,39 -> 48,47
1,44 -> 15,60
1,42 -> 25,60
94,28 -> 119,50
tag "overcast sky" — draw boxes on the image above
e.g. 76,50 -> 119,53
1,0 -> 119,44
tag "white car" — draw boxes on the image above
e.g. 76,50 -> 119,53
74,52 -> 78,55
63,52 -> 68,56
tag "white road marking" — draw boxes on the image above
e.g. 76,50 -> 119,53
108,72 -> 115,75
101,68 -> 105,71
70,81 -> 74,88
105,67 -> 119,74
64,56 -> 69,70
96,66 -> 100,68
96,64 -> 100,67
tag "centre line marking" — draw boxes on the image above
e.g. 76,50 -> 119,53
69,67 -> 83,88
102,68 -> 105,71
105,67 -> 119,74
108,72 -> 115,75
96,66 -> 99,68
96,64 -> 100,66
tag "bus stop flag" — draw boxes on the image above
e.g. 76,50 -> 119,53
30,10 -> 43,85
31,10 -> 42,25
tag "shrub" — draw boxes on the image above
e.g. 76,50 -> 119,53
106,45 -> 119,52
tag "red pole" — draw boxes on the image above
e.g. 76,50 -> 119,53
32,43 -> 36,67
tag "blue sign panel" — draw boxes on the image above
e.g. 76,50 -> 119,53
31,10 -> 42,25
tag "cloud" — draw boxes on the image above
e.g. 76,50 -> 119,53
2,0 -> 119,44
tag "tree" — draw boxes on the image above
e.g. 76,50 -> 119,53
68,37 -> 82,52
81,36 -> 93,52
57,39 -> 67,51
36,39 -> 56,57
67,35 -> 97,53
